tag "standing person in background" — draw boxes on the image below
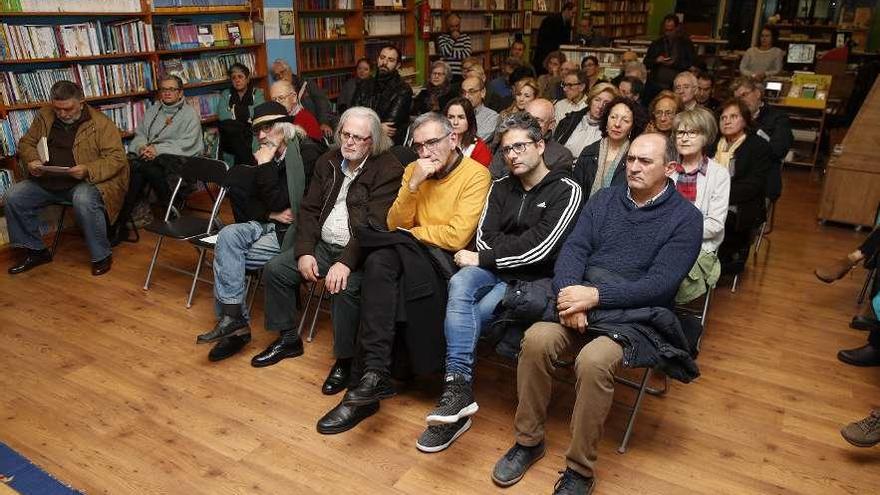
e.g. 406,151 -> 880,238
739,26 -> 785,80
338,58 -> 372,114
461,76 -> 500,142
574,15 -> 607,47
437,13 -> 472,84
352,44 -> 413,145
444,97 -> 492,167
644,14 -> 696,101
217,63 -> 265,166
532,2 -> 575,76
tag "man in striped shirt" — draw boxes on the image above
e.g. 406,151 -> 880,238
436,13 -> 472,83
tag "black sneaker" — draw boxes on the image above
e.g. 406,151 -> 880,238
416,417 -> 471,453
491,441 -> 545,487
425,373 -> 478,425
553,468 -> 595,495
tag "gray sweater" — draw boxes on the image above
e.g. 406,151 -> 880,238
129,98 -> 203,157
739,47 -> 785,77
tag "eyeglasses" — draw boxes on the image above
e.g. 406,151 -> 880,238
561,82 -> 584,88
500,141 -> 536,156
252,124 -> 274,136
159,87 -> 181,93
412,132 -> 451,153
674,129 -> 702,139
653,110 -> 675,118
462,88 -> 483,95
273,93 -> 294,103
340,131 -> 372,145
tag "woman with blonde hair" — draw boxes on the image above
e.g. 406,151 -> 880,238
499,77 -> 539,121
553,81 -> 619,158
646,89 -> 682,136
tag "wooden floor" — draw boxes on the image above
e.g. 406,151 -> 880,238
2,169 -> 880,495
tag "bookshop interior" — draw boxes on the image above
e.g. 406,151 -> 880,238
3,0 -> 880,493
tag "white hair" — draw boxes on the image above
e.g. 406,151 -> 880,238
276,122 -> 306,141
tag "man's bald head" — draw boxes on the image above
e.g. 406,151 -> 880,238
461,76 -> 486,108
525,98 -> 556,134
270,80 -> 297,113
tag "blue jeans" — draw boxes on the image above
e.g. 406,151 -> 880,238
444,266 -> 507,381
213,221 -> 281,321
4,179 -> 110,262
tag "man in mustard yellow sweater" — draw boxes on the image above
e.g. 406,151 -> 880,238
316,112 -> 491,434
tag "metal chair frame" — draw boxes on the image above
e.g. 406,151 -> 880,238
296,280 -> 330,342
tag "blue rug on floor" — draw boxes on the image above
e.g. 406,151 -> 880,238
0,442 -> 83,495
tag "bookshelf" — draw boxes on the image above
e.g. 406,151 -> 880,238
0,0 -> 268,178
579,0 -> 648,39
295,0 -> 416,101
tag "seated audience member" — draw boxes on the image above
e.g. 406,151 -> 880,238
739,26 -> 784,80
270,80 -> 323,141
338,58 -> 372,114
674,71 -> 699,111
560,60 -> 580,77
671,107 -> 731,303
841,408 -> 880,447
816,227 -> 880,284
271,59 -> 334,138
572,96 -> 648,197
618,75 -> 645,104
509,40 -> 529,69
581,55 -> 603,89
491,132 -> 702,494
250,107 -> 404,391
730,76 -> 792,202
352,44 -> 413,145
445,97 -> 492,167
112,75 -> 203,245
462,59 -> 486,83
413,60 -> 456,115
416,112 -> 582,453
500,77 -> 540,121
217,63 -> 265,166
461,76 -> 500,142
6,80 -> 128,276
554,71 -> 588,124
487,60 -> 533,113
537,51 -> 566,100
695,72 -> 720,112
316,112 -> 491,435
646,90 -> 682,136
490,99 -> 574,179
194,102 -> 308,360
554,82 -> 619,158
714,98 -> 772,273
624,60 -> 648,83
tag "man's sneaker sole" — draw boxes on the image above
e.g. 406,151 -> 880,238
426,401 -> 479,425
491,449 -> 545,487
416,417 -> 472,453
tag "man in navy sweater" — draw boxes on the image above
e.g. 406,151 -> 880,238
415,112 -> 583,454
491,133 -> 702,495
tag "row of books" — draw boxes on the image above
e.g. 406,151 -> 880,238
185,92 -> 222,119
0,20 -> 154,61
299,43 -> 356,71
152,0 -> 248,7
295,0 -> 355,9
363,0 -> 407,8
305,72 -> 350,98
0,0 -> 140,12
490,32 -> 513,50
491,13 -> 524,30
0,61 -> 153,106
159,52 -> 255,85
96,99 -> 147,134
0,109 -> 37,157
153,21 -> 258,51
591,0 -> 649,10
364,14 -> 407,37
299,17 -> 348,41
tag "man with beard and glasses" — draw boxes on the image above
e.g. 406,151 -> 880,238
351,44 -> 413,145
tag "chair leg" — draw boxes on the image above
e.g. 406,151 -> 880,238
857,267 -> 876,305
296,282 -> 319,337
731,273 -> 739,293
700,286 -> 712,324
143,236 -> 165,290
186,247 -> 207,308
50,206 -> 67,257
618,368 -> 653,454
307,282 -> 328,343
245,270 -> 262,314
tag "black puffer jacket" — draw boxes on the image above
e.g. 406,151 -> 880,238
352,71 -> 413,145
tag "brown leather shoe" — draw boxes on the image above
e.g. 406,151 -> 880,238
91,254 -> 112,276
815,257 -> 856,283
841,409 -> 880,447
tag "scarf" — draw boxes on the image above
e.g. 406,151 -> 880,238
714,133 -> 746,170
592,137 -> 629,195
427,81 -> 450,112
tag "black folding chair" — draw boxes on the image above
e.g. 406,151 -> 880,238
142,156 -> 228,308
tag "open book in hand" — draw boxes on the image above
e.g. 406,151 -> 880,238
36,137 -> 71,173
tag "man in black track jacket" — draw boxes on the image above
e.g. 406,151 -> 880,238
414,111 -> 583,454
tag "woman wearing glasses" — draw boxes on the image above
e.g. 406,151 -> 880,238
571,96 -> 647,197
444,97 -> 492,167
413,60 -> 456,116
554,71 -> 588,124
714,98 -> 772,274
217,63 -> 266,165
671,107 -> 730,303
554,82 -> 619,158
645,90 -> 681,136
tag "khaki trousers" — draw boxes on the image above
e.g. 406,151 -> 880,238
514,321 -> 624,478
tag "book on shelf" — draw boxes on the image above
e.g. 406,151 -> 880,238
305,72 -> 350,97
366,0 -> 407,9
151,0 -> 249,8
0,0 -> 141,13
0,109 -> 37,157
295,0 -> 355,9
299,17 -> 348,40
153,20 -> 259,50
185,92 -> 222,119
96,99 -> 147,135
0,20 -> 154,60
0,60 -> 153,106
364,14 -> 406,37
159,51 -> 255,85
300,43 -> 356,71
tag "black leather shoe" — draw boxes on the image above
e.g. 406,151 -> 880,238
553,468 -> 595,495
491,441 -> 545,487
838,344 -> 880,367
250,333 -> 304,368
851,315 -> 880,332
208,333 -> 252,362
196,315 -> 250,344
8,249 -> 52,275
342,371 -> 396,407
91,254 -> 112,276
316,400 -> 380,435
322,360 -> 351,395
